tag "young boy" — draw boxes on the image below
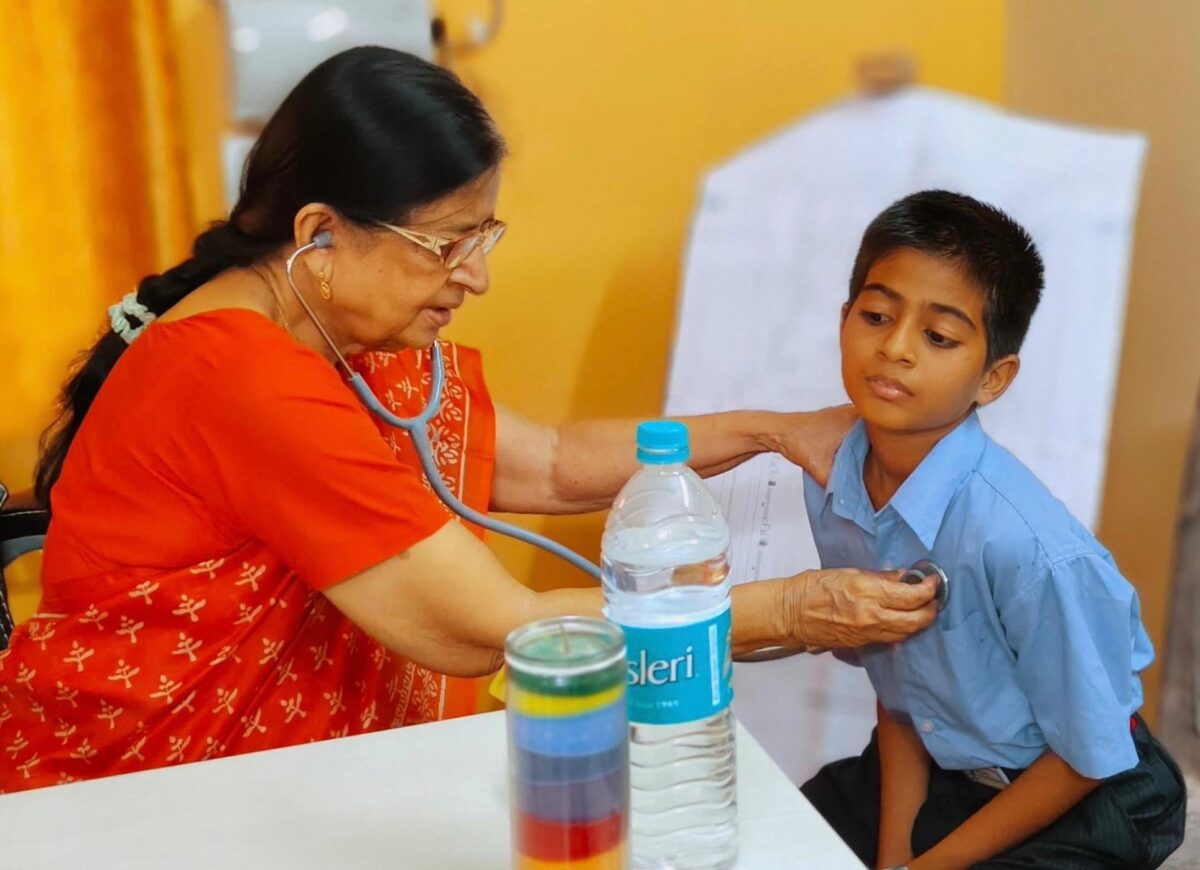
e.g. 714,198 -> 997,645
800,191 -> 1186,869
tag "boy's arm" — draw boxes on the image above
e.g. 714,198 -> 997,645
906,552 -> 1138,869
909,750 -> 1100,870
876,701 -> 932,868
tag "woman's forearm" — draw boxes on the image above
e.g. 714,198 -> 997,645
525,565 -> 939,657
493,404 -> 856,515
330,520 -> 933,679
551,411 -> 790,511
466,566 -> 936,673
530,579 -> 788,656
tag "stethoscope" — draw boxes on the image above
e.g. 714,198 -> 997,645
285,235 -> 949,658
285,232 -> 603,582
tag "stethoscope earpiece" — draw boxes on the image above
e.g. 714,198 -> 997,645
283,239 -> 602,582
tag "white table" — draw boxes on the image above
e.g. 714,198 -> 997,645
2,712 -> 863,869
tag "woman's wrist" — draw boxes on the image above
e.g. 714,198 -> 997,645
730,576 -> 802,655
780,570 -> 818,648
749,411 -> 802,459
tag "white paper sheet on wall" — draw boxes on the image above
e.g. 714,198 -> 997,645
665,87 -> 1146,786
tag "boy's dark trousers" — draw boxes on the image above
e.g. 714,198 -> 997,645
800,715 -> 1186,869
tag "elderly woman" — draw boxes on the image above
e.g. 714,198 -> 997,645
0,47 -> 934,792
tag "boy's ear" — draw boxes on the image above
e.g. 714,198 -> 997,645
976,354 -> 1020,408
840,302 -> 850,323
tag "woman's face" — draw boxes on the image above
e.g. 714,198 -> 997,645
303,168 -> 501,354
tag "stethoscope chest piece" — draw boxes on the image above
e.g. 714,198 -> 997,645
901,559 -> 950,612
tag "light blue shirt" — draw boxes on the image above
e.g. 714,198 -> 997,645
803,412 -> 1152,779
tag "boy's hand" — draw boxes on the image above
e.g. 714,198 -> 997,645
773,405 -> 859,487
907,751 -> 1101,870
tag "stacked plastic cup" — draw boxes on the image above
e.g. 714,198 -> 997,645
505,617 -> 630,870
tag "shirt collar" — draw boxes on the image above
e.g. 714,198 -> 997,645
825,420 -> 876,533
825,412 -> 987,548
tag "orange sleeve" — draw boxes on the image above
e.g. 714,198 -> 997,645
192,328 -> 451,590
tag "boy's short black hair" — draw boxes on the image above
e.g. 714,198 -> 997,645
848,190 -> 1045,364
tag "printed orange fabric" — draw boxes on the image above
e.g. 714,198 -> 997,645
348,342 -> 497,718
0,311 -> 496,792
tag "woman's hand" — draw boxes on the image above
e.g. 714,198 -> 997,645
786,568 -> 937,648
730,567 -> 937,656
772,405 -> 859,487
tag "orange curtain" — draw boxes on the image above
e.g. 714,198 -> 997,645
0,0 -> 196,619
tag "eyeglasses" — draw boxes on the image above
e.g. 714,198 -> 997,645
378,217 -> 507,270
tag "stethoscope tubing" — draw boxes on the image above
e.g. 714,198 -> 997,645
285,238 -> 603,581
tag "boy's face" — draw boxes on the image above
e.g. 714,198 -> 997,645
840,248 -> 1018,435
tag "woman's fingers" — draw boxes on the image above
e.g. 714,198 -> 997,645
871,601 -> 939,643
874,571 -> 939,610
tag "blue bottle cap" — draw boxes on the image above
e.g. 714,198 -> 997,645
636,420 -> 690,464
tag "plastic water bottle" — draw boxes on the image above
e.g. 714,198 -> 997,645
601,421 -> 737,869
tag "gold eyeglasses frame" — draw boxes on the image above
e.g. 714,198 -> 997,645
378,217 -> 507,270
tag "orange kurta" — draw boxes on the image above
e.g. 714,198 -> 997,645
0,310 -> 495,792
350,342 -> 497,717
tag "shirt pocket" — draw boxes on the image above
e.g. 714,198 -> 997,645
928,609 -> 992,695
916,609 -> 1028,739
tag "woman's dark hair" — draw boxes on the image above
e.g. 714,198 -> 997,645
35,46 -> 504,506
848,189 -> 1044,365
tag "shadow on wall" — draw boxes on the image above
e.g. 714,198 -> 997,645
522,249 -> 684,592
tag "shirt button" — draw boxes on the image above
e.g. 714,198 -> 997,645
920,719 -> 935,733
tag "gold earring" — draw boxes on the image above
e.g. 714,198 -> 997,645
318,270 -> 332,301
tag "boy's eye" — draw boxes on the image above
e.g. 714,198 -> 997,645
860,310 -> 888,325
926,330 -> 959,348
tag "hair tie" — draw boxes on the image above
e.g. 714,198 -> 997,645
108,292 -> 156,344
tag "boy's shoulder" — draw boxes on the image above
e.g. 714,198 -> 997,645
953,431 -> 1113,571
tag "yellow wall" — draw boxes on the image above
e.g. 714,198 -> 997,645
2,2 -> 1005,611
7,1 -> 1190,726
437,0 -> 1005,589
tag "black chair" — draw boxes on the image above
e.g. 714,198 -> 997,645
0,481 -> 50,648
